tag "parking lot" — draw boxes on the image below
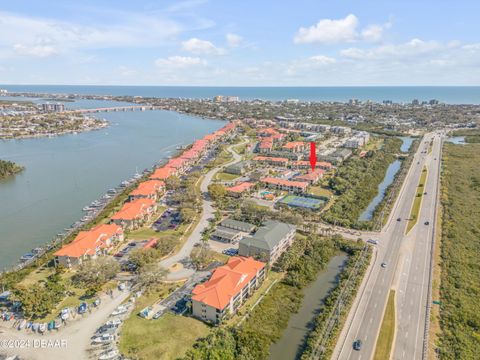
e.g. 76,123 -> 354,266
152,208 -> 181,231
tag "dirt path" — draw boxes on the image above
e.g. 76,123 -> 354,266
0,289 -> 130,360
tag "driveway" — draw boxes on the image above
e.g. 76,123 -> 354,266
160,139 -> 246,280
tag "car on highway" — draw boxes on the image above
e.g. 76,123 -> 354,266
424,221 -> 430,225
397,217 -> 401,222
353,339 -> 362,351
424,192 -> 427,195
381,262 -> 387,268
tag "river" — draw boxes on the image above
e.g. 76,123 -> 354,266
358,137 -> 413,222
269,254 -> 348,360
0,101 -> 224,269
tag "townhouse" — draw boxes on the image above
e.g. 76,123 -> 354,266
54,224 -> 124,268
149,166 -> 177,180
252,156 -> 289,167
111,198 -> 157,230
290,160 -> 333,171
191,256 -> 266,324
239,220 -> 296,264
128,180 -> 165,201
260,177 -> 309,194
226,182 -> 256,197
282,141 -> 306,153
293,169 -> 325,184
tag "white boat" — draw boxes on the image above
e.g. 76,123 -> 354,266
111,306 -> 127,316
104,319 -> 122,328
99,349 -> 119,360
92,334 -> 115,344
17,319 -> 27,330
61,308 -> 70,320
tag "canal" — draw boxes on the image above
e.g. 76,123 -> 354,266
358,137 -> 413,222
269,254 -> 348,360
0,100 -> 224,269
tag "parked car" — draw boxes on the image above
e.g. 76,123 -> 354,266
367,239 -> 379,245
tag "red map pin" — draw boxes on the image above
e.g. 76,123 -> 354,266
309,142 -> 317,171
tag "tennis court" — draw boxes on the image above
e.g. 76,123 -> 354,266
279,195 -> 326,210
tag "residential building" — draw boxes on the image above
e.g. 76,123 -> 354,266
210,227 -> 243,243
293,169 -> 325,184
54,224 -> 124,268
111,198 -> 157,230
253,156 -> 289,167
149,166 -> 177,180
260,177 -> 309,193
128,180 -> 165,201
220,219 -> 256,233
282,141 -> 305,153
226,182 -> 255,197
191,257 -> 266,324
224,161 -> 248,175
239,220 -> 296,263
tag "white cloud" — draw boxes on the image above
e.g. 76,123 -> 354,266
340,38 -> 445,60
181,38 -> 225,55
0,11 -> 182,58
361,25 -> 384,42
294,15 -> 392,45
294,14 -> 359,44
155,56 -> 207,69
226,33 -> 243,47
13,44 -> 59,58
308,55 -> 337,65
117,65 -> 137,77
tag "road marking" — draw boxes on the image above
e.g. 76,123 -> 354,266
370,317 -> 373,324
374,302 -> 377,309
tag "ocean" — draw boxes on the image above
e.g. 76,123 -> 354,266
1,85 -> 480,104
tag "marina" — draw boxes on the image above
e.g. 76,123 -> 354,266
0,104 -> 224,270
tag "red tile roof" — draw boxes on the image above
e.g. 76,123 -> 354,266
261,177 -> 309,189
130,180 -> 165,197
111,198 -> 156,221
192,257 -> 265,310
149,167 -> 175,180
283,141 -> 305,149
294,169 -> 325,182
54,224 -> 122,258
253,156 -> 289,164
226,182 -> 255,193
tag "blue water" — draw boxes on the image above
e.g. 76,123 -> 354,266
446,136 -> 466,144
399,136 -> 414,152
2,85 -> 480,104
0,107 -> 223,269
359,160 -> 402,222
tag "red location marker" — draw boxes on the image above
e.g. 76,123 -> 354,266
309,142 -> 317,171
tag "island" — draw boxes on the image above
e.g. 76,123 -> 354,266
0,159 -> 24,179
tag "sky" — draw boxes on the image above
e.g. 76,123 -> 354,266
1,0 -> 480,86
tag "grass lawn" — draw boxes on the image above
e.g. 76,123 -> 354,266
374,290 -> 396,360
406,166 -> 428,233
119,283 -> 210,360
224,270 -> 284,327
308,186 -> 333,198
215,172 -> 240,181
18,266 -> 55,287
365,137 -> 384,151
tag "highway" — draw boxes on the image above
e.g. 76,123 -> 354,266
333,132 -> 442,360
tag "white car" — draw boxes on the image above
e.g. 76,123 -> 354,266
99,349 -> 119,360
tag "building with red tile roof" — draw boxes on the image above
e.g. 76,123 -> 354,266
54,224 -> 124,268
129,180 -> 165,201
191,256 -> 266,324
282,141 -> 306,153
293,169 -> 325,184
290,160 -> 333,170
111,198 -> 157,230
226,182 -> 255,197
149,166 -> 176,180
253,156 -> 289,167
260,177 -> 309,193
